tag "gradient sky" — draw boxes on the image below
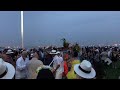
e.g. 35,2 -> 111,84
0,11 -> 120,47
0,11 -> 21,47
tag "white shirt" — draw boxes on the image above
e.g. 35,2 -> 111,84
53,55 -> 59,70
108,50 -> 112,57
57,56 -> 64,73
53,55 -> 64,73
15,56 -> 29,79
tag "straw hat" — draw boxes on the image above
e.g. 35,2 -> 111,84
6,49 -> 14,54
0,58 -> 15,79
49,50 -> 57,54
56,51 -> 60,54
74,60 -> 96,79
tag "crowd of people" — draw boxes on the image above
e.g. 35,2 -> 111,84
0,44 -> 120,79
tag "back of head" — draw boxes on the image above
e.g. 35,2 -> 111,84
0,51 -> 2,54
73,51 -> 78,57
104,47 -> 107,51
32,52 -> 39,59
27,60 -> 43,79
36,69 -> 55,79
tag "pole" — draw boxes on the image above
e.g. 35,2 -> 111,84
21,11 -> 24,48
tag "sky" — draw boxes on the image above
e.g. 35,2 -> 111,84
0,11 -> 21,47
0,11 -> 120,47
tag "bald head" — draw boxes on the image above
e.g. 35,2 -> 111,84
21,51 -> 28,59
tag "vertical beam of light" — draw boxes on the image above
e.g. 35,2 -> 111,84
21,11 -> 24,48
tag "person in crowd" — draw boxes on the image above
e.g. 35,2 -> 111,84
100,47 -> 108,63
36,66 -> 55,79
62,53 -> 68,79
15,51 -> 29,79
3,49 -> 16,67
108,48 -> 112,59
111,48 -> 119,69
0,51 -> 2,58
93,50 -> 105,79
66,51 -> 80,79
0,58 -> 15,79
39,48 -> 44,62
74,60 -> 96,79
56,51 -> 64,79
27,52 -> 43,79
49,50 -> 63,79
43,53 -> 53,65
12,49 -> 19,62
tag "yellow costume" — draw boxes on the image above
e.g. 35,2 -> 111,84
66,60 -> 80,79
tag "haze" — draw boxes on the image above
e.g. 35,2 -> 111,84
0,11 -> 120,47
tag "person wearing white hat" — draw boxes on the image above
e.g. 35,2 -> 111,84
55,51 -> 64,79
6,49 -> 14,55
2,49 -> 16,67
0,58 -> 15,79
74,60 -> 96,79
49,50 -> 58,55
49,50 -> 63,79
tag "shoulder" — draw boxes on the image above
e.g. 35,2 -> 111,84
72,60 -> 80,64
59,57 -> 63,60
16,57 -> 23,62
17,57 -> 21,61
54,55 -> 58,59
28,60 -> 43,65
37,60 -> 43,65
34,59 -> 43,64
27,59 -> 33,64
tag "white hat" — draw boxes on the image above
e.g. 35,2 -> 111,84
49,50 -> 57,54
30,53 -> 34,57
95,49 -> 99,52
13,49 -> 16,50
0,58 -> 15,79
74,60 -> 96,79
6,49 -> 14,54
56,51 -> 60,54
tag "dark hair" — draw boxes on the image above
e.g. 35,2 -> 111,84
36,69 -> 55,79
114,48 -> 117,51
73,51 -> 78,57
104,47 -> 107,51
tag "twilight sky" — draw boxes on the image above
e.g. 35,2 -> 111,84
0,11 -> 21,47
0,11 -> 120,47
